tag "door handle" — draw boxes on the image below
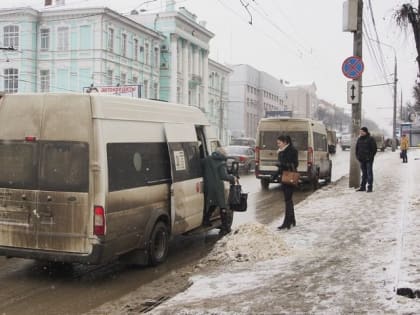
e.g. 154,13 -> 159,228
47,196 -> 52,202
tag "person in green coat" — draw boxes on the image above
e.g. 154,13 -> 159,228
202,147 -> 236,234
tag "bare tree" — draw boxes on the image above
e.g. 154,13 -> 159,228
395,1 -> 420,74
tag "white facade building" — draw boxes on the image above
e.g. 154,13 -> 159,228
130,3 -> 214,111
284,82 -> 318,119
228,64 -> 286,139
208,59 -> 231,144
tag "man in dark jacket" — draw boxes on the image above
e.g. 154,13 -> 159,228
202,147 -> 236,234
355,127 -> 377,192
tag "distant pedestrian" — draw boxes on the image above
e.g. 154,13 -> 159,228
355,127 -> 377,193
275,135 -> 299,230
400,134 -> 409,163
202,147 -> 236,234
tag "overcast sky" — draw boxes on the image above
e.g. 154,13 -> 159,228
1,0 -> 418,134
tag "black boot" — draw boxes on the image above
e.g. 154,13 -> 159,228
278,205 -> 292,230
367,186 -> 373,193
356,187 -> 366,192
219,209 -> 231,235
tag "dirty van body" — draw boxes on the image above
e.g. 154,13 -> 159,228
0,93 -> 227,265
255,118 -> 332,189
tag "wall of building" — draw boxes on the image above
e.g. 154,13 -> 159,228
228,64 -> 286,139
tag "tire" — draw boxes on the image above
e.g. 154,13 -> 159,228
261,178 -> 270,190
325,166 -> 332,184
148,221 -> 169,266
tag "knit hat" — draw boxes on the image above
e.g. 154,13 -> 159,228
360,127 -> 368,133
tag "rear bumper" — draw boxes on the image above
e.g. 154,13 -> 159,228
0,242 -> 112,264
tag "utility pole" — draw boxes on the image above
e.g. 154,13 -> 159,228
392,56 -> 398,152
348,0 -> 363,188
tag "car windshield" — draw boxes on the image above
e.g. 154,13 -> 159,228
225,146 -> 249,155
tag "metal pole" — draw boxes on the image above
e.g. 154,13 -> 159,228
392,56 -> 398,152
349,0 -> 363,188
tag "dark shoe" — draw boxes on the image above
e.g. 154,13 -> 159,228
367,188 -> 373,193
203,220 -> 212,227
356,187 -> 366,192
292,218 -> 296,227
219,228 -> 231,236
277,224 -> 291,230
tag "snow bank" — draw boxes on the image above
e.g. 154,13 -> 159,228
201,223 -> 289,265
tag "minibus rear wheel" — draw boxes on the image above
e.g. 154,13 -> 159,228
148,221 -> 169,266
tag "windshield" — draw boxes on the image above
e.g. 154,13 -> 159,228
225,146 -> 249,155
259,131 -> 308,151
231,139 -> 255,146
0,141 -> 89,192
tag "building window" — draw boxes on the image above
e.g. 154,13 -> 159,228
121,33 -> 127,57
4,68 -> 18,93
57,27 -> 69,51
79,25 -> 91,50
3,25 -> 19,49
154,47 -> 159,68
145,42 -> 150,65
140,45 -> 144,62
108,28 -> 114,52
143,80 -> 149,98
153,82 -> 158,99
120,73 -> 126,85
40,28 -> 50,51
132,76 -> 138,84
134,39 -> 138,61
106,70 -> 113,85
40,70 -> 50,92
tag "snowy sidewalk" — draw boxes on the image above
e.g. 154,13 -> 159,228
151,149 -> 420,314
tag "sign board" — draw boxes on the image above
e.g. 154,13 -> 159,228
347,81 -> 360,104
83,85 -> 141,98
342,56 -> 364,79
343,0 -> 358,32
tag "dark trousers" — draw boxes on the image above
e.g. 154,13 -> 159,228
281,184 -> 295,226
359,160 -> 373,188
401,149 -> 408,163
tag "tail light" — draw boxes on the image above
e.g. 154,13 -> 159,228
25,136 -> 37,142
239,156 -> 246,163
94,206 -> 106,236
307,147 -> 314,167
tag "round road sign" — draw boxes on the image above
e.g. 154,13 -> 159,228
342,56 -> 364,79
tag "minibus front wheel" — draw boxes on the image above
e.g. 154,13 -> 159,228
148,221 -> 169,266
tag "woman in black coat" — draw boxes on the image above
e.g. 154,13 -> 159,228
276,135 -> 299,230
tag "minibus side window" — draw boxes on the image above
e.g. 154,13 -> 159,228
169,142 -> 202,182
107,142 -> 171,191
313,133 -> 328,151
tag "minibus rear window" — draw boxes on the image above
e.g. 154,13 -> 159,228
39,142 -> 89,192
0,142 -> 37,189
260,131 -> 308,151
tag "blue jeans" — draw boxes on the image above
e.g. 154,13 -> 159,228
359,160 -> 373,188
401,150 -> 408,163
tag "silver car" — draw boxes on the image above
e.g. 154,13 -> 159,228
225,145 -> 256,174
